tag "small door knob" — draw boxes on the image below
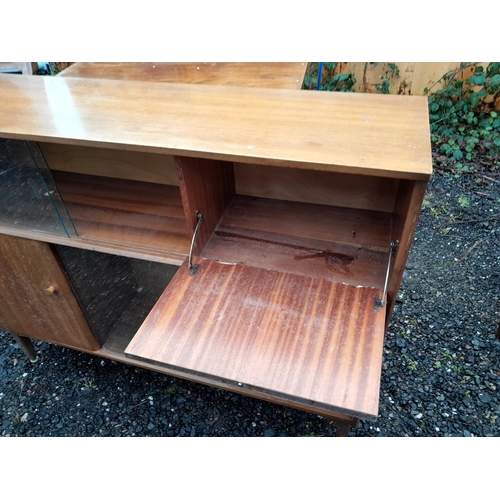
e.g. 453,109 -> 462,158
45,286 -> 57,296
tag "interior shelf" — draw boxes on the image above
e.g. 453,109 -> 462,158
53,171 -> 190,259
202,195 -> 392,289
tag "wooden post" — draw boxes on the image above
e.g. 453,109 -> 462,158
11,333 -> 38,362
335,417 -> 359,437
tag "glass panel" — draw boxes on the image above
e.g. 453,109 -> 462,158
0,139 -> 77,237
55,245 -> 178,344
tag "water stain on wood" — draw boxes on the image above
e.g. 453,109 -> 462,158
214,230 -> 357,274
294,249 -> 356,274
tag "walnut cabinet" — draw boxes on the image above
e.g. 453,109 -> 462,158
0,71 -> 432,435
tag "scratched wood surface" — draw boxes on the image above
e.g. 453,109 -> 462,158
201,195 -> 391,288
125,260 -> 386,419
0,234 -> 100,351
0,75 -> 432,180
52,171 -> 189,257
58,62 -> 308,90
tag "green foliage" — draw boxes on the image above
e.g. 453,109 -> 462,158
305,62 -> 401,94
369,62 -> 400,94
458,195 -> 470,208
322,72 -> 357,92
304,62 -> 500,173
304,62 -> 357,92
426,62 -> 500,169
407,359 -> 418,371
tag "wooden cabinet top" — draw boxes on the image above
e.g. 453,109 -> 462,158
58,62 -> 308,89
0,74 -> 432,180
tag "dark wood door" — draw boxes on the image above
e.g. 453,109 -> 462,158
125,258 -> 387,420
0,234 -> 101,351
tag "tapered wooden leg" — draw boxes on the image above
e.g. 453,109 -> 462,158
11,333 -> 38,362
335,417 -> 359,437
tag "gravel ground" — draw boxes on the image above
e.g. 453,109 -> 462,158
1,161 -> 499,438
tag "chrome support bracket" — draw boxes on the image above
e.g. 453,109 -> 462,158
188,211 -> 204,276
374,240 -> 398,311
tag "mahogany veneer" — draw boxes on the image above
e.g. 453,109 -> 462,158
125,260 -> 386,419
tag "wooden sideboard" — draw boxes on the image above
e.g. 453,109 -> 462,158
0,65 -> 432,436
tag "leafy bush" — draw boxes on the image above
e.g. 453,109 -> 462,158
426,63 -> 500,169
304,61 -> 500,172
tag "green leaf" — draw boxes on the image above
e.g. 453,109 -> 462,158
487,63 -> 500,76
453,149 -> 463,160
467,74 -> 487,86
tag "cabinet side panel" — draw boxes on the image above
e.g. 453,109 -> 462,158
175,156 -> 235,255
386,179 -> 428,326
0,234 -> 101,351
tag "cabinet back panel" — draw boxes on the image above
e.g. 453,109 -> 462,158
40,143 -> 179,186
51,171 -> 190,257
202,195 -> 391,288
55,245 -> 178,343
234,163 -> 399,213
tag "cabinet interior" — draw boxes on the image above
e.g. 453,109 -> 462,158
54,245 -> 178,350
41,143 -> 190,262
38,143 -> 399,292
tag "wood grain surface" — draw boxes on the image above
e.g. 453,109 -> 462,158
0,234 -> 100,351
58,62 -> 308,90
175,156 -> 235,255
0,74 -> 432,180
386,179 -> 428,326
201,195 -> 391,288
218,195 -> 392,249
125,260 -> 386,419
234,163 -> 400,213
52,171 -> 190,256
41,142 -> 179,185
